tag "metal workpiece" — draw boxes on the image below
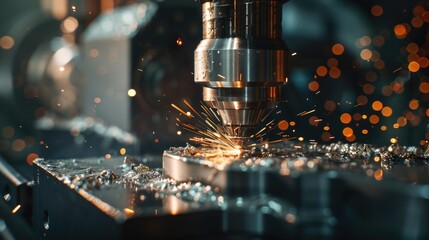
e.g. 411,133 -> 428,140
162,150 -> 297,198
194,0 -> 288,139
32,141 -> 429,239
33,156 -> 296,239
161,142 -> 429,239
162,142 -> 429,195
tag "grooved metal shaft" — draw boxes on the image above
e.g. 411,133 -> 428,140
195,0 -> 288,140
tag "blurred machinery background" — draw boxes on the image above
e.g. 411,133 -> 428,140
0,0 -> 428,239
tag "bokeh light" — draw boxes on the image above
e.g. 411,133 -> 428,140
371,5 -> 383,17
332,43 -> 345,55
278,120 -> 289,131
340,113 -> 352,124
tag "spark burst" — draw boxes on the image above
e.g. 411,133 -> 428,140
172,100 -> 241,154
171,100 -> 291,158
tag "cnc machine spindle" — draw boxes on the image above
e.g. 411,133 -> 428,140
194,0 -> 288,143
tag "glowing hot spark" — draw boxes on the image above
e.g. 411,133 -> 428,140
172,100 -> 241,153
172,100 -> 294,162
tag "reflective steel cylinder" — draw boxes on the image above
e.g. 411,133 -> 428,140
195,0 -> 287,139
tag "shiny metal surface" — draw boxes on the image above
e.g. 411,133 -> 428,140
161,142 -> 429,239
0,157 -> 32,221
33,156 -> 296,239
195,39 -> 285,87
194,0 -> 288,139
31,141 -> 429,239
